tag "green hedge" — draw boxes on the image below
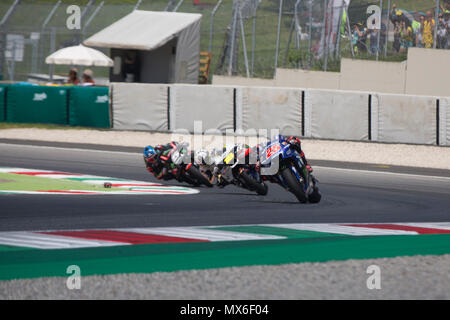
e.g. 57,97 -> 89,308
68,86 -> 110,128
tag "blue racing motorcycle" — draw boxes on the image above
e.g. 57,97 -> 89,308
259,136 -> 321,203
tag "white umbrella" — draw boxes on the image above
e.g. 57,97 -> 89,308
45,44 -> 113,67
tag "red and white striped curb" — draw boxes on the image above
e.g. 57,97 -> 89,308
0,222 -> 449,250
266,222 -> 450,236
0,228 -> 283,249
0,167 -> 198,195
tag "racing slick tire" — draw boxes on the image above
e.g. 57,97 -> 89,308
239,172 -> 269,196
187,165 -> 213,187
281,167 -> 307,203
308,187 -> 322,203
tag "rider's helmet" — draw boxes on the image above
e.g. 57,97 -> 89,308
287,136 -> 301,146
143,145 -> 157,168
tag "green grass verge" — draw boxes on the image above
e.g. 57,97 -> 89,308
0,172 -> 123,192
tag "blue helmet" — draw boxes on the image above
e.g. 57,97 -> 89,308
143,145 -> 156,162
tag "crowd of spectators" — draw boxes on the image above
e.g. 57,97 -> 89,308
351,1 -> 450,55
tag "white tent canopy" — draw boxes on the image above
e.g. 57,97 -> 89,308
84,10 -> 202,84
45,44 -> 113,66
84,10 -> 202,51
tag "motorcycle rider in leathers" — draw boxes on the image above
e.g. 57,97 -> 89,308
143,142 -> 179,180
255,135 -> 312,173
286,136 -> 313,173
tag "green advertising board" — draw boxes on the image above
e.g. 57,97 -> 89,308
6,85 -> 69,125
0,84 -> 8,122
68,86 -> 110,128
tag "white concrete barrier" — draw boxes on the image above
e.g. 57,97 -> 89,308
371,93 -> 437,145
212,75 -> 276,87
275,68 -> 340,90
304,89 -> 369,140
236,86 -> 302,136
170,84 -> 234,133
214,49 -> 450,97
111,83 -> 168,131
405,48 -> 450,97
439,97 -> 450,146
339,58 -> 407,94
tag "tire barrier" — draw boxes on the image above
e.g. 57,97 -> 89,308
438,97 -> 450,146
1,84 -> 111,128
170,84 -> 234,133
0,84 -> 8,122
236,86 -> 302,137
1,82 -> 449,147
370,93 -> 437,145
68,86 -> 110,128
304,89 -> 369,141
108,83 -> 450,146
6,84 -> 69,125
111,82 -> 168,131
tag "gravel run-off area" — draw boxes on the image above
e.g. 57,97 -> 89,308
1,255 -> 449,300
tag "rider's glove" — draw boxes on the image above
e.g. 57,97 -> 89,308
155,168 -> 167,180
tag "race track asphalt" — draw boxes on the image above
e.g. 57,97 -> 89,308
0,141 -> 449,232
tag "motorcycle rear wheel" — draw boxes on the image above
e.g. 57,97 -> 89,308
239,172 -> 269,196
187,165 -> 213,187
281,167 -> 307,203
